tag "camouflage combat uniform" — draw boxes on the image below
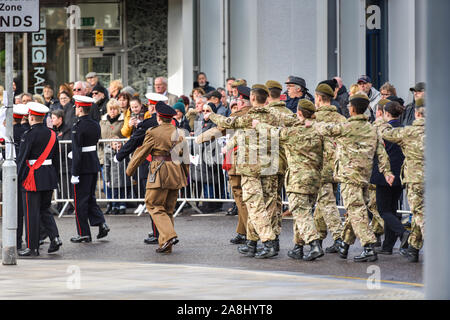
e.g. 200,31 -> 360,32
313,105 -> 346,241
315,114 -> 392,247
209,107 -> 283,243
382,118 -> 425,250
267,101 -> 293,237
257,118 -> 323,245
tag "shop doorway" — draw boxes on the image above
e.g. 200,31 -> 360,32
77,52 -> 123,90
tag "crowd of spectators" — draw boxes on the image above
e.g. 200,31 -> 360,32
0,71 -> 425,215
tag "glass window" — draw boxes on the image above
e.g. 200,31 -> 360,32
77,3 -> 121,48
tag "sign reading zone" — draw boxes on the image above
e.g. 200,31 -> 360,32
0,0 -> 40,32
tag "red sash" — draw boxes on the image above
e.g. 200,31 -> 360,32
222,146 -> 238,171
22,130 -> 56,192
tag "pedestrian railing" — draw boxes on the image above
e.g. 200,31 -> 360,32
1,137 -> 412,219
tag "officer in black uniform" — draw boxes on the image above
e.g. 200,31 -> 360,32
13,104 -> 29,250
70,95 -> 110,243
17,102 -> 62,257
114,93 -> 168,244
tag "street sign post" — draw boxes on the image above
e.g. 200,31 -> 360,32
1,0 -> 40,265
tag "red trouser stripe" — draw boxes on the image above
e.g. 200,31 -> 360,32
26,192 -> 30,249
74,184 -> 82,236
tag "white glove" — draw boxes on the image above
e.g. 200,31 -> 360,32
71,176 -> 80,185
68,151 -> 73,159
106,182 -> 111,188
113,155 -> 119,163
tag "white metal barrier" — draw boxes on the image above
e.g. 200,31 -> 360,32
1,137 -> 412,219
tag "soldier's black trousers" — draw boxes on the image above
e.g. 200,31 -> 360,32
22,190 -> 59,251
74,173 -> 106,237
17,185 -> 24,248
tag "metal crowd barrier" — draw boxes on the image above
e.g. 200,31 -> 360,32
1,136 -> 412,220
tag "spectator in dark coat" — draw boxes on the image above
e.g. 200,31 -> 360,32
284,76 -> 314,113
194,72 -> 215,94
334,76 -> 350,118
401,82 -> 425,126
91,84 -> 109,121
59,91 -> 76,129
371,101 -> 408,254
173,100 -> 191,133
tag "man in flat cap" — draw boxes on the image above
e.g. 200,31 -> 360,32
285,76 -> 314,113
401,82 -> 425,126
312,93 -> 394,263
382,98 -> 425,262
85,72 -> 108,99
126,102 -> 189,254
312,82 -> 346,254
209,84 -> 285,258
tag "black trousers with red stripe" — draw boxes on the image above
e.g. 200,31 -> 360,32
74,173 -> 106,237
22,190 -> 59,251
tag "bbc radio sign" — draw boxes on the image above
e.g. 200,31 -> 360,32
0,0 -> 40,32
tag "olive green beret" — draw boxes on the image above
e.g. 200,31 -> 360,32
231,79 -> 246,87
251,84 -> 269,95
378,99 -> 391,107
349,93 -> 369,102
297,99 -> 316,112
415,98 -> 425,108
265,80 -> 283,91
315,83 -> 334,98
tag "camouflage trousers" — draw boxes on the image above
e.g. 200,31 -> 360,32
271,173 -> 284,236
313,183 -> 344,241
288,192 -> 320,245
241,175 -> 278,242
407,183 -> 424,250
368,184 -> 385,235
340,183 -> 376,247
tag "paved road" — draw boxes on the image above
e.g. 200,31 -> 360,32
3,208 -> 423,285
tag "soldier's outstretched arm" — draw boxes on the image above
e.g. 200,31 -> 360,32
209,112 -> 251,129
195,127 -> 223,144
313,121 -> 343,137
269,108 -> 297,127
382,127 -> 405,145
126,131 -> 155,176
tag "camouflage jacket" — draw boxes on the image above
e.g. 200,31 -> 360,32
257,119 -> 323,195
209,105 -> 282,177
315,105 -> 347,183
314,114 -> 392,186
382,118 -> 424,184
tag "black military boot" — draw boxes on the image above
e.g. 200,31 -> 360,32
325,238 -> 343,253
339,241 -> 350,259
18,248 -> 39,257
273,235 -> 280,252
70,235 -> 92,243
97,223 -> 110,239
287,244 -> 304,260
104,203 -> 113,215
374,234 -> 382,248
353,244 -> 378,262
303,240 -> 325,261
230,233 -> 246,244
48,237 -> 62,253
144,233 -> 159,244
238,240 -> 257,257
400,230 -> 411,250
254,240 -> 277,259
226,204 -> 238,216
405,245 -> 419,263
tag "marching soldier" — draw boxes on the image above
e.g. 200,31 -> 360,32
70,95 -> 110,243
209,84 -> 283,259
114,93 -> 169,245
17,102 -> 62,256
126,102 -> 189,254
312,93 -> 394,262
265,80 -> 293,247
254,99 -> 325,261
382,99 -> 425,262
312,83 -> 346,253
13,104 -> 29,250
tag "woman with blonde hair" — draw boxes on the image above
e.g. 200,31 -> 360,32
108,80 -> 123,99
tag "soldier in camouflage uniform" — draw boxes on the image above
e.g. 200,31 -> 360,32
313,93 -> 394,262
265,80 -> 294,246
255,99 -> 325,261
382,98 -> 425,262
209,84 -> 285,259
312,83 -> 346,253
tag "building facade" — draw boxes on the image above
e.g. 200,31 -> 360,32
0,0 -> 425,102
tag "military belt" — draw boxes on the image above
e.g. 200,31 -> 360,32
152,155 -> 172,162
